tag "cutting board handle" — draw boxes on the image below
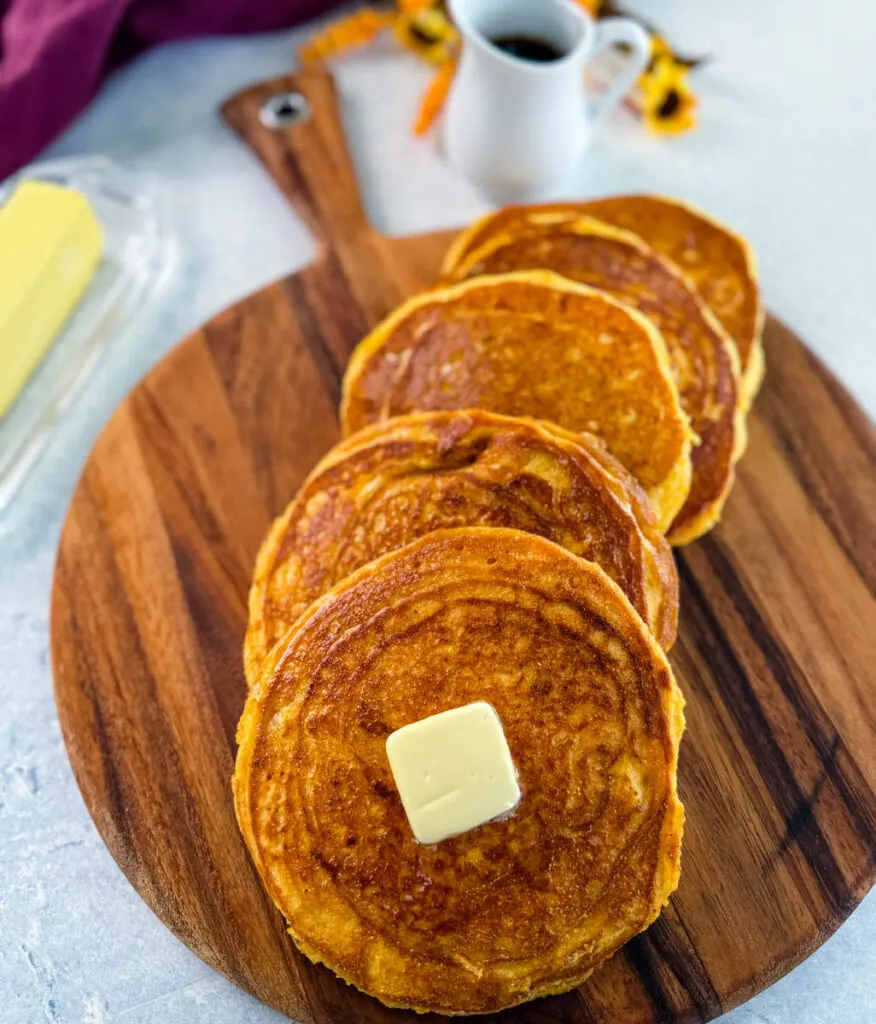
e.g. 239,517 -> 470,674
221,67 -> 369,257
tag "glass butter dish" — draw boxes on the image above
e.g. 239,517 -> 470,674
0,156 -> 174,513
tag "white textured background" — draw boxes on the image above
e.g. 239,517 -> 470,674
1,1 -> 875,1021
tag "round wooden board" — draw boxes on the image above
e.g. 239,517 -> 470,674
51,69 -> 876,1024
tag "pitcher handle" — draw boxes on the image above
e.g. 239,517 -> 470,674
584,18 -> 651,123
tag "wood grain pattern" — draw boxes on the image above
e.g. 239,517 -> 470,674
51,68 -> 876,1023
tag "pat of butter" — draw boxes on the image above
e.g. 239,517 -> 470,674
0,181 -> 104,419
386,701 -> 521,844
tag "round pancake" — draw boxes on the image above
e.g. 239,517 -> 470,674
234,528 -> 686,1015
446,220 -> 742,544
341,271 -> 693,532
244,410 -> 678,685
442,194 -> 764,409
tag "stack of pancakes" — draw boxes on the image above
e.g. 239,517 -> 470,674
234,195 -> 762,1015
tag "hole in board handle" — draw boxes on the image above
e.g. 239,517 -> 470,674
259,92 -> 311,130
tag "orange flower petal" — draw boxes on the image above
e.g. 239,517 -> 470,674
414,61 -> 457,135
299,9 -> 392,64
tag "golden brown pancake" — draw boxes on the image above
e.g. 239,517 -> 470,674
445,220 -> 742,544
442,195 -> 764,409
244,410 -> 678,685
235,528 -> 685,1015
341,271 -> 693,533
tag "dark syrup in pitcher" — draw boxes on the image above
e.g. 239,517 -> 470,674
490,34 -> 566,62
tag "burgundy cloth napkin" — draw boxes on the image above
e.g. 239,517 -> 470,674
0,0 -> 339,180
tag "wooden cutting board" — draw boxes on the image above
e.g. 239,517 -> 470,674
50,68 -> 876,1024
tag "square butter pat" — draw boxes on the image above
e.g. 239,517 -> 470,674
386,701 -> 521,844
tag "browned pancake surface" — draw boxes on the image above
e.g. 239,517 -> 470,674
235,528 -> 685,1015
449,224 -> 740,543
341,272 -> 692,531
244,410 -> 678,684
443,195 -> 764,406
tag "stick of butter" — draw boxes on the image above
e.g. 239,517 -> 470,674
0,180 -> 104,419
386,701 -> 521,844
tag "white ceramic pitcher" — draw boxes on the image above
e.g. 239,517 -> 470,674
444,0 -> 650,198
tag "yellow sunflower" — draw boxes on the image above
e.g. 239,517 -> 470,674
638,50 -> 697,134
394,2 -> 458,65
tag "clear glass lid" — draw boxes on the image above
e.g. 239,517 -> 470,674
0,156 -> 175,513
